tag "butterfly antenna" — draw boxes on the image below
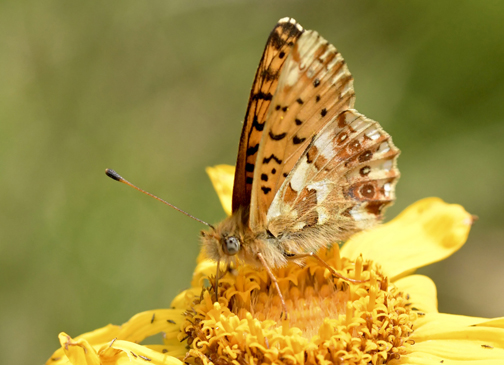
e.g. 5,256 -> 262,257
105,168 -> 214,229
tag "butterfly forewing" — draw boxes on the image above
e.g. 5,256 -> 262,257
250,29 -> 355,229
232,18 -> 304,213
266,109 -> 399,250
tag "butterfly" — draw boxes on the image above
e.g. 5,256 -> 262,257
106,17 -> 400,317
200,17 -> 400,315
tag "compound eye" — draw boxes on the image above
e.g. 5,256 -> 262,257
223,236 -> 240,255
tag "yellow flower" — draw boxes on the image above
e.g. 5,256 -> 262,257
47,165 -> 504,365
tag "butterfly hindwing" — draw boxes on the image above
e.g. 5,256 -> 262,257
265,109 -> 400,252
232,18 -> 304,213
249,29 -> 356,229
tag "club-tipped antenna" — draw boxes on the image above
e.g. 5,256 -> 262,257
105,168 -> 214,229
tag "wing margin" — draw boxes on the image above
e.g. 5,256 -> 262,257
232,18 -> 304,213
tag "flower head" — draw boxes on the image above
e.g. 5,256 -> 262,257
47,165 -> 504,365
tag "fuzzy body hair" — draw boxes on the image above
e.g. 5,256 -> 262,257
201,207 -> 286,268
201,203 -> 364,269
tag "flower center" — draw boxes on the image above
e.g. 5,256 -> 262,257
180,247 -> 415,365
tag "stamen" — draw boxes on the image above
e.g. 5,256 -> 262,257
181,247 -> 414,364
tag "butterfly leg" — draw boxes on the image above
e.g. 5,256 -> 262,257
214,258 -> 221,302
286,252 -> 367,284
256,252 -> 289,320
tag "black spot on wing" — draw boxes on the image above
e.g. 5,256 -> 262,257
359,166 -> 371,176
261,187 -> 271,194
263,154 -> 282,164
245,163 -> 255,172
261,174 -> 268,181
246,144 -> 259,156
246,177 -> 253,184
252,91 -> 273,101
251,115 -> 264,131
359,150 -> 373,162
259,69 -> 279,82
306,152 -> 314,164
269,31 -> 286,50
269,131 -> 287,140
293,135 -> 306,145
295,118 -> 303,126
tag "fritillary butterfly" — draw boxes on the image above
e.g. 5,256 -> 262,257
201,18 -> 400,314
106,17 -> 400,317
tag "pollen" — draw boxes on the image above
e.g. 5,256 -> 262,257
179,247 -> 415,365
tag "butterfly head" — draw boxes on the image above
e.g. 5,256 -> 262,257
200,211 -> 251,263
201,229 -> 242,263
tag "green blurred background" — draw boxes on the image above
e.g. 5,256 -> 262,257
1,1 -> 504,363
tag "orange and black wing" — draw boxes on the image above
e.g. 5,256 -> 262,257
249,28 -> 355,229
232,17 -> 304,213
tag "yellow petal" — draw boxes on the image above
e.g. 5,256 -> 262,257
47,325 -> 120,365
146,345 -> 188,359
116,309 -> 184,343
413,312 -> 503,340
206,165 -> 235,216
57,333 -> 101,365
474,317 -> 504,329
105,340 -> 183,364
341,198 -> 473,280
170,287 -> 203,309
405,347 -> 504,364
49,312 -> 187,365
190,257 -> 217,288
76,324 -> 121,343
394,274 -> 438,313
406,313 -> 504,363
